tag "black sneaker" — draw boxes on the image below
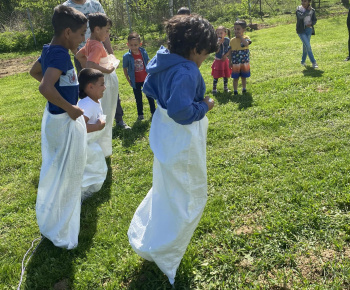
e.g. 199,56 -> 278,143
345,56 -> 350,61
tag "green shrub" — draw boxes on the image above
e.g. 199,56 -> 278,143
0,29 -> 51,52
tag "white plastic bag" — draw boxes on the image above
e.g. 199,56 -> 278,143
128,106 -> 208,285
98,71 -> 119,157
81,128 -> 108,201
36,106 -> 87,249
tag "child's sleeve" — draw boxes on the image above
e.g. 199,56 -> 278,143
48,49 -> 70,74
86,42 -> 105,64
78,101 -> 94,121
122,54 -> 129,68
166,73 -> 208,125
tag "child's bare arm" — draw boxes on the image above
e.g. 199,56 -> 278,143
83,116 -> 106,133
30,60 -> 43,82
240,37 -> 251,47
75,50 -> 87,68
123,68 -> 131,86
86,61 -> 114,74
39,67 -> 84,120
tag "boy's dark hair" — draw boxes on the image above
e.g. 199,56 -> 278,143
234,20 -> 247,29
165,14 -> 218,59
177,7 -> 191,15
78,68 -> 104,99
128,32 -> 141,42
88,13 -> 112,33
217,25 -> 231,39
52,5 -> 87,37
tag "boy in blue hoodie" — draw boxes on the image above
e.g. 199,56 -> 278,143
123,32 -> 156,120
128,14 -> 217,286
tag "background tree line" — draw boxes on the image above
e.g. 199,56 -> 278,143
0,0 -> 305,52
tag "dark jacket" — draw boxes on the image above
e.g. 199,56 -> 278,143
296,5 -> 317,34
123,47 -> 149,89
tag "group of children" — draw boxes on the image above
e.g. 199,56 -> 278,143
29,1 -> 318,286
211,0 -> 318,94
211,20 -> 252,95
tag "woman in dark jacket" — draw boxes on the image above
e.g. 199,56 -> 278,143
346,10 -> 350,61
296,0 -> 318,68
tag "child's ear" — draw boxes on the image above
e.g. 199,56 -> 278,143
64,27 -> 71,39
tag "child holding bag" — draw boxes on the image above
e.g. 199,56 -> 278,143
76,13 -> 119,157
77,68 -> 107,200
128,14 -> 217,286
29,5 -> 87,249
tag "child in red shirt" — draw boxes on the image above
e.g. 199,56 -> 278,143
123,32 -> 155,121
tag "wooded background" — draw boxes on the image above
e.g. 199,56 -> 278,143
0,0 -> 330,52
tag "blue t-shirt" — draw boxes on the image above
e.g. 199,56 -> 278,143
38,45 -> 79,114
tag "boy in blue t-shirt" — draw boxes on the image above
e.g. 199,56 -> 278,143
29,5 -> 88,249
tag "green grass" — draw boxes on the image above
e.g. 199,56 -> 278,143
2,13 -> 350,289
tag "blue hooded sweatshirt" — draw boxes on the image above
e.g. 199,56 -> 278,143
143,46 -> 209,125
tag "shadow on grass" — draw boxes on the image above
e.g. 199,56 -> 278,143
215,91 -> 253,109
112,119 -> 151,147
302,67 -> 324,77
126,260 -> 194,289
24,158 -> 112,289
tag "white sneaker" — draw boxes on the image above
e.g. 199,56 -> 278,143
116,120 -> 131,129
301,62 -> 306,66
312,63 -> 318,68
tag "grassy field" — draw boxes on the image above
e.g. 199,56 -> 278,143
1,12 -> 350,289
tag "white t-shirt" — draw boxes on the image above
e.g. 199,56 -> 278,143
78,96 -> 103,124
62,0 -> 105,49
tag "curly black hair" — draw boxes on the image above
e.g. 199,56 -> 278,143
165,14 -> 218,59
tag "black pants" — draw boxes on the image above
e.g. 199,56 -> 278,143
133,82 -> 156,116
347,10 -> 350,57
74,56 -> 125,122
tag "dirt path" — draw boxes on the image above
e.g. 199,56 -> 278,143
0,56 -> 37,78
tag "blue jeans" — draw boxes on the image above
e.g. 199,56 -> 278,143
298,27 -> 316,64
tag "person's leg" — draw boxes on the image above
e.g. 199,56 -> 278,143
133,82 -> 144,118
347,11 -> 350,60
212,78 -> 218,93
223,78 -> 229,92
114,96 -> 123,122
298,28 -> 316,64
241,77 -> 247,92
73,56 -> 82,75
298,33 -> 308,64
114,96 -> 131,129
233,78 -> 239,94
139,81 -> 155,116
146,96 -> 156,115
305,28 -> 316,64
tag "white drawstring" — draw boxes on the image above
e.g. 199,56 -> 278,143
17,236 -> 44,290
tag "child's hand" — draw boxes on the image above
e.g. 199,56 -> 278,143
67,105 -> 84,120
106,66 -> 115,74
221,55 -> 227,61
97,118 -> 106,130
203,96 -> 215,111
